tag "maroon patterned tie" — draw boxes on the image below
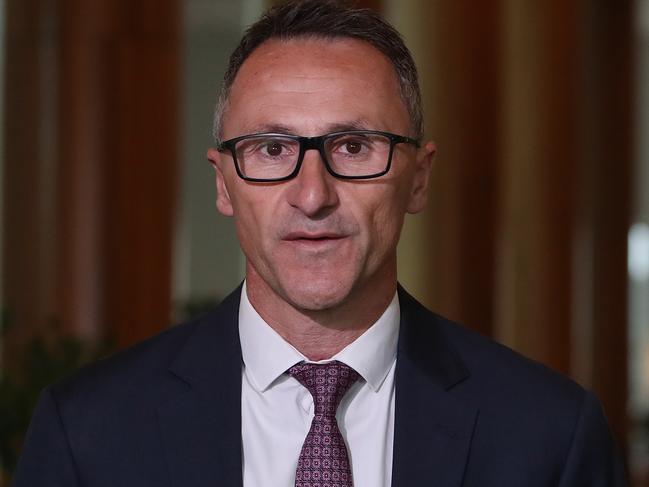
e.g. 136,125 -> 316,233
287,361 -> 360,487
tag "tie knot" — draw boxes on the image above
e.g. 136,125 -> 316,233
288,361 -> 360,417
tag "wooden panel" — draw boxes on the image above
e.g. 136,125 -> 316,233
572,0 -> 632,454
496,0 -> 579,374
420,2 -> 502,337
51,0 -> 181,348
102,0 -> 181,348
1,0 -> 48,369
55,0 -> 113,341
2,0 -> 181,353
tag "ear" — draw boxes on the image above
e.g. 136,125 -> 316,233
207,148 -> 234,217
406,141 -> 436,214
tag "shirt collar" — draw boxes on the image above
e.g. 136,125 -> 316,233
238,281 -> 400,393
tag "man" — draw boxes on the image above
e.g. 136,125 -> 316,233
13,1 -> 627,486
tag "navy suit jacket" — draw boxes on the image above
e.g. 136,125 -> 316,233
12,285 -> 628,486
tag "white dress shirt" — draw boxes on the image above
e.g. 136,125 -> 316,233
239,282 -> 399,487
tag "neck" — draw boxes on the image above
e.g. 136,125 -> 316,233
245,270 -> 396,361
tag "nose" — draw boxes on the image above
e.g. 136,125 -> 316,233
285,148 -> 339,217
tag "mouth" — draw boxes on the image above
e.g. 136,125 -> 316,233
282,231 -> 347,246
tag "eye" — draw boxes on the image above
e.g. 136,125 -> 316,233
343,140 -> 363,155
334,137 -> 370,156
263,141 -> 284,157
252,138 -> 297,158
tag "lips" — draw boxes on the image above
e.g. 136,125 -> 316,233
283,231 -> 345,242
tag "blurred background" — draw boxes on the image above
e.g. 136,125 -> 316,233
0,0 -> 646,484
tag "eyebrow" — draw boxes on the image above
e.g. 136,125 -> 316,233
326,120 -> 373,133
244,119 -> 373,136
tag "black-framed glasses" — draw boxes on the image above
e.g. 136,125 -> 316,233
216,130 -> 420,182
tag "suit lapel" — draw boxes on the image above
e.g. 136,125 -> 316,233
392,287 -> 478,487
154,284 -> 477,487
158,287 -> 244,487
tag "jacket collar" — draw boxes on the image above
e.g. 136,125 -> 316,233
391,285 -> 477,487
158,285 -> 244,487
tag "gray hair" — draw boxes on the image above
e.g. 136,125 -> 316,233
213,0 -> 423,142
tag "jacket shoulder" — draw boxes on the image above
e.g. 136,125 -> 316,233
398,286 -> 587,409
51,316 -> 199,415
50,286 -> 242,412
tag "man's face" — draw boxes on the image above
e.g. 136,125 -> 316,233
208,38 -> 435,313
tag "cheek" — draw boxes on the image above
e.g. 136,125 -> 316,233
229,188 -> 277,253
372,200 -> 406,249
349,185 -> 408,256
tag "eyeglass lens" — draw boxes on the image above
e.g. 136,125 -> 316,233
234,133 -> 392,180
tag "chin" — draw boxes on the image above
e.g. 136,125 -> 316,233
279,273 -> 356,312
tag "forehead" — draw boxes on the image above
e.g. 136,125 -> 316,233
222,37 -> 410,137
